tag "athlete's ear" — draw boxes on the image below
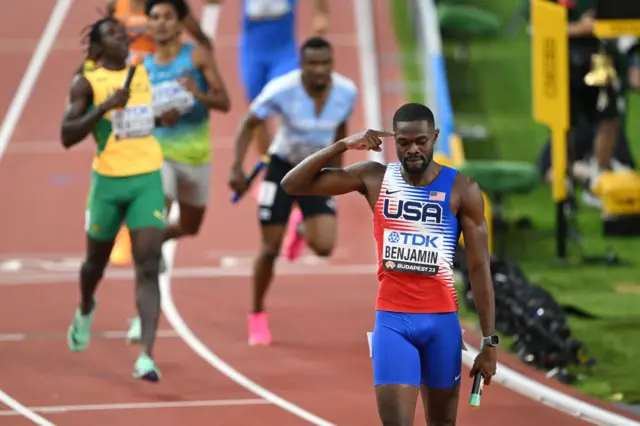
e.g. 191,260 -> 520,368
432,129 -> 440,142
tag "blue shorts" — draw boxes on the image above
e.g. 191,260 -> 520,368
372,310 -> 463,388
239,45 -> 298,102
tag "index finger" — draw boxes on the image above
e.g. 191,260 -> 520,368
370,129 -> 395,137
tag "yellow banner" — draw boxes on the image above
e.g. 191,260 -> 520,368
531,0 -> 569,202
531,0 -> 569,131
593,20 -> 640,38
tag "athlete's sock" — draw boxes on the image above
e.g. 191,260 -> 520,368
200,4 -> 220,39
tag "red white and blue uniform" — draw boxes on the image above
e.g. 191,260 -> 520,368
371,163 -> 462,388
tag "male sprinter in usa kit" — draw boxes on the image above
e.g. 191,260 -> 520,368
281,103 -> 497,425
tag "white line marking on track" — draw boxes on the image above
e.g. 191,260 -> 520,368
0,264 -> 376,285
155,6 -> 335,425
0,399 -> 271,416
0,329 -> 177,342
0,0 -> 73,424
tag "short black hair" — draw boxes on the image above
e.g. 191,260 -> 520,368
145,0 -> 189,20
300,36 -> 332,57
392,103 -> 435,129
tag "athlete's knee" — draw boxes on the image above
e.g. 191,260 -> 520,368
181,220 -> 202,236
258,245 -> 279,264
308,243 -> 333,257
80,259 -> 107,280
378,413 -> 413,426
307,236 -> 335,257
134,247 -> 162,279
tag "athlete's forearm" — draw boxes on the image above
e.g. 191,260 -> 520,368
281,141 -> 347,195
61,104 -> 107,148
567,21 -> 592,37
232,117 -> 260,168
194,90 -> 230,112
468,265 -> 496,337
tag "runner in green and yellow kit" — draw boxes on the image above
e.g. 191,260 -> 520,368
61,17 -> 179,382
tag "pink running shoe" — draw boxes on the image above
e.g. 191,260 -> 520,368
283,208 -> 305,261
248,312 -> 272,346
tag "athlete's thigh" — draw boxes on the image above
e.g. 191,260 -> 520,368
258,156 -> 294,226
239,48 -> 269,102
266,47 -> 299,82
419,312 -> 462,388
174,161 -> 211,208
161,160 -> 178,202
125,170 -> 167,232
373,311 -> 421,387
373,310 -> 421,425
86,172 -> 125,242
303,213 -> 337,254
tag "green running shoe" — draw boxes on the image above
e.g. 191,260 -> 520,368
133,353 -> 161,382
126,316 -> 142,344
67,301 -> 97,352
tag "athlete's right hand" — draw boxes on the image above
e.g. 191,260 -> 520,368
228,165 -> 248,193
101,88 -> 131,111
343,129 -> 394,152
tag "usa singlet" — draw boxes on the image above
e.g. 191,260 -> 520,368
373,163 -> 460,313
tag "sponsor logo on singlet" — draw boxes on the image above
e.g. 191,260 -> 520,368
381,197 -> 445,275
382,229 -> 443,275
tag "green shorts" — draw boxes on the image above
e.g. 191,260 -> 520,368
86,170 -> 166,241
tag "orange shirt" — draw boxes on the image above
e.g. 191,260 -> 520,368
114,0 -> 156,58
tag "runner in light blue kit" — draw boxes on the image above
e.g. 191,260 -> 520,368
125,0 -> 230,343
228,37 -> 357,347
238,0 -> 331,261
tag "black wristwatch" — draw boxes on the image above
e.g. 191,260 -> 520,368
481,335 -> 499,347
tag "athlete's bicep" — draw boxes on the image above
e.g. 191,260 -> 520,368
459,178 -> 490,271
63,75 -> 92,122
307,161 -> 382,197
195,46 -> 226,93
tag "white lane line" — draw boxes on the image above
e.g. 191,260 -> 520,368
0,398 -> 270,416
0,0 -> 73,424
0,329 -> 177,343
0,263 -> 376,286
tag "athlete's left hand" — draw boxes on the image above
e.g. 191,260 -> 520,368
158,109 -> 180,127
178,73 -> 200,97
469,346 -> 497,385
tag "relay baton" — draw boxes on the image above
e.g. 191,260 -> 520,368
123,54 -> 141,89
469,340 -> 486,408
231,155 -> 271,204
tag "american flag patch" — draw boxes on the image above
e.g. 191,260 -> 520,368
428,191 -> 446,201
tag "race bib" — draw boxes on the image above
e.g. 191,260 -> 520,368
285,141 -> 325,165
111,105 -> 155,140
245,0 -> 291,20
152,80 -> 195,116
382,229 -> 443,275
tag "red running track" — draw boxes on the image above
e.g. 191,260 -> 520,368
0,0 -> 623,425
